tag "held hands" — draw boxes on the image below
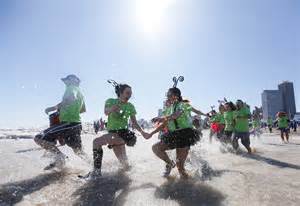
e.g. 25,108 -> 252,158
152,117 -> 166,123
141,131 -> 152,140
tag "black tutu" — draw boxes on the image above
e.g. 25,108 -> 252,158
109,129 -> 137,147
160,128 -> 200,149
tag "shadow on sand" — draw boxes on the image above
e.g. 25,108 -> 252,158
0,170 -> 67,205
240,153 -> 300,170
197,159 -> 245,181
264,143 -> 286,147
288,143 -> 300,146
155,178 -> 225,206
72,170 -> 131,206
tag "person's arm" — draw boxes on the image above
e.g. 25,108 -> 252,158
130,115 -> 150,139
130,115 -> 144,134
192,107 -> 207,116
149,122 -> 168,137
104,104 -> 120,116
166,110 -> 183,121
45,103 -> 61,114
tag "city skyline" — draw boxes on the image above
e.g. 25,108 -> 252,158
262,81 -> 297,120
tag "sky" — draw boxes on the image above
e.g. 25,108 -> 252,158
0,0 -> 299,128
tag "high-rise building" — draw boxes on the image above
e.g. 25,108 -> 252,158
278,81 -> 297,118
261,90 -> 283,120
261,81 -> 297,120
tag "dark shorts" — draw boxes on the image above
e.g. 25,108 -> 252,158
224,131 -> 233,139
35,122 -> 82,149
108,129 -> 137,147
279,128 -> 289,134
233,132 -> 250,147
161,128 -> 201,149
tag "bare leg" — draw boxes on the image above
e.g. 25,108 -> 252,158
112,144 -> 129,167
286,132 -> 289,142
152,142 -> 172,165
280,131 -> 285,142
176,147 -> 189,178
93,133 -> 126,171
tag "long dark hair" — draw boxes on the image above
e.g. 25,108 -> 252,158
168,87 -> 183,102
108,80 -> 131,98
115,84 -> 131,97
225,102 -> 237,111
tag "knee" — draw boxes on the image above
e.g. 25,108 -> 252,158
93,138 -> 104,149
152,144 -> 157,153
242,140 -> 249,147
152,143 -> 160,154
72,147 -> 83,155
34,134 -> 42,144
93,138 -> 99,149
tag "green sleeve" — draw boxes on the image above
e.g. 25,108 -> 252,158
129,104 -> 137,116
105,99 -> 114,108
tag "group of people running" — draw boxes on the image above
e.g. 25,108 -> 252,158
206,100 -> 253,153
34,74 -> 269,179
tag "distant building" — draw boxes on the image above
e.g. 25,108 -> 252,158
278,81 -> 297,118
262,90 -> 283,120
261,81 -> 297,120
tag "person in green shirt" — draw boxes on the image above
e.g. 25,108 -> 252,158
276,112 -> 290,143
267,117 -> 273,133
147,85 -> 207,178
217,104 -> 226,139
90,81 -> 148,178
251,118 -> 262,138
156,100 -> 173,139
208,109 -> 219,143
223,101 -> 236,143
34,74 -> 88,170
232,100 -> 252,154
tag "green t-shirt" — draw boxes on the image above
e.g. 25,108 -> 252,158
234,107 -> 251,132
59,85 -> 85,123
210,114 -> 219,123
278,116 -> 289,128
252,119 -> 260,128
267,118 -> 273,126
224,111 -> 234,132
166,102 -> 193,132
218,113 -> 225,124
105,98 -> 136,131
162,106 -> 171,116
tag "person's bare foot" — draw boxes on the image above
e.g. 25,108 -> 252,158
179,170 -> 190,179
247,147 -> 252,154
120,162 -> 132,171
